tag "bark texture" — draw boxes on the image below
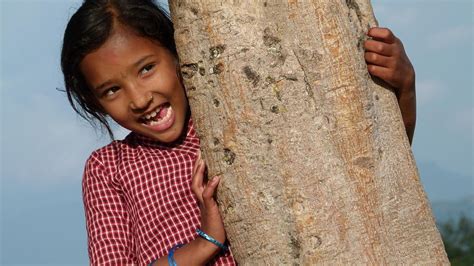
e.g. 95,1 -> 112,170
169,0 -> 448,264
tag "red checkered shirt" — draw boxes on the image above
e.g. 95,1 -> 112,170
82,119 -> 236,265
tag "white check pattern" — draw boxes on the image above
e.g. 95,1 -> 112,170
83,119 -> 236,265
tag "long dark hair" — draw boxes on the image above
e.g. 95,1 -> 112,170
61,0 -> 177,138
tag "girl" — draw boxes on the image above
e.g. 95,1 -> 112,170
61,0 -> 416,265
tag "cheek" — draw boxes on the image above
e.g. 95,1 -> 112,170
155,71 -> 186,102
178,87 -> 188,107
170,82 -> 188,109
101,100 -> 129,123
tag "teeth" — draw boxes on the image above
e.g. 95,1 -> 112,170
142,106 -> 162,122
148,105 -> 172,126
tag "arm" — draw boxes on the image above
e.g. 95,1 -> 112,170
151,233 -> 221,266
83,154 -> 136,264
151,151 -> 226,266
364,27 -> 417,144
396,81 -> 416,145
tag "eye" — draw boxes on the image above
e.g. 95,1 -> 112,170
102,86 -> 120,98
139,64 -> 155,76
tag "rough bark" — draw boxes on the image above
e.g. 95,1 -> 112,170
169,0 -> 448,264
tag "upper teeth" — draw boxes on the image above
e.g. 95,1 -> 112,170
144,107 -> 161,120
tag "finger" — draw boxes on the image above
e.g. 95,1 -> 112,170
365,52 -> 393,68
364,39 -> 392,56
367,27 -> 396,44
192,150 -> 202,176
367,65 -> 395,87
202,176 -> 220,209
191,159 -> 206,202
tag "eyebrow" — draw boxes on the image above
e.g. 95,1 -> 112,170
93,54 -> 155,91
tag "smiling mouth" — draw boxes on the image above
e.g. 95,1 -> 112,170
139,103 -> 172,126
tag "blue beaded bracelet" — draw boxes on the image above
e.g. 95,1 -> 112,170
196,229 -> 229,252
167,243 -> 184,266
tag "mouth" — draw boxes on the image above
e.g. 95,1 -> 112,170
140,102 -> 171,125
139,102 -> 175,132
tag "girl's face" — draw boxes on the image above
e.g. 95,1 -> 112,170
80,25 -> 188,143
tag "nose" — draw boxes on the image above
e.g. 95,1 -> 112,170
128,86 -> 153,112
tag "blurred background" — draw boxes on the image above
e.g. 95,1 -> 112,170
1,0 -> 472,265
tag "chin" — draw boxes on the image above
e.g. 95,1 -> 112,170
147,122 -> 184,144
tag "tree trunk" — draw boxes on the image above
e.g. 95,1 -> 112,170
169,0 -> 448,264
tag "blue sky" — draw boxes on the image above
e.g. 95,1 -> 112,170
1,0 -> 472,264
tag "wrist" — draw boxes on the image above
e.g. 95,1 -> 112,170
399,70 -> 416,97
168,237 -> 219,266
196,235 -> 221,256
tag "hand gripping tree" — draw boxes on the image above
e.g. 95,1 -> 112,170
169,0 -> 448,264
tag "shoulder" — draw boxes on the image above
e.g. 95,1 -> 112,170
86,132 -> 141,164
86,140 -> 122,168
83,135 -> 136,183
83,132 -> 154,181
82,142 -> 117,188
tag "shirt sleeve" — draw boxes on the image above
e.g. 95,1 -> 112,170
82,152 -> 137,265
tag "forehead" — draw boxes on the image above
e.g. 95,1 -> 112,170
79,26 -> 165,83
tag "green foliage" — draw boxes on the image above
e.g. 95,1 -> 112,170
439,214 -> 474,266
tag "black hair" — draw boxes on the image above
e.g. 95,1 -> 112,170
61,0 -> 177,139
